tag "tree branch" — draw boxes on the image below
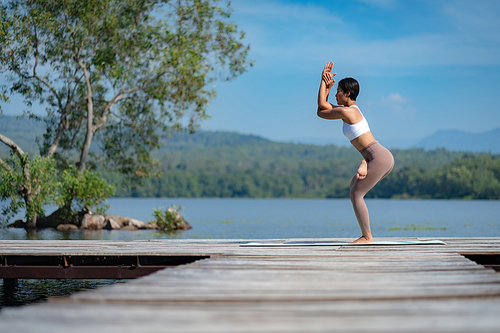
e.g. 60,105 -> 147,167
33,23 -> 39,77
45,70 -> 80,158
0,132 -> 31,191
44,108 -> 71,158
13,67 -> 65,115
93,71 -> 169,131
0,132 -> 26,156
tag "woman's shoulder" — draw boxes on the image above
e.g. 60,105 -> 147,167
334,105 -> 358,113
344,104 -> 364,124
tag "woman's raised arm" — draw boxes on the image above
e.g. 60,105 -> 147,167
317,62 -> 336,110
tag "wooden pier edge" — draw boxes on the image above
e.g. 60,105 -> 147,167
0,237 -> 499,333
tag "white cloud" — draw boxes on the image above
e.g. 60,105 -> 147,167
364,92 -> 416,119
374,93 -> 417,119
233,1 -> 342,24
383,93 -> 407,105
332,34 -> 500,67
440,0 -> 500,44
230,0 -> 500,73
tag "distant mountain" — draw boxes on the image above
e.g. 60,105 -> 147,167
2,113 -> 499,155
161,130 -> 272,150
415,128 -> 500,154
0,114 -> 272,155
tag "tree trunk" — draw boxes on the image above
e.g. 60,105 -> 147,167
24,212 -> 37,229
78,114 -> 93,174
44,114 -> 70,158
78,61 -> 94,174
22,190 -> 37,229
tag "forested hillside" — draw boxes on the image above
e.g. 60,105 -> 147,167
1,118 -> 499,199
103,132 -> 500,199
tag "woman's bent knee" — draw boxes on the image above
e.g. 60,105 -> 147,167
350,189 -> 363,203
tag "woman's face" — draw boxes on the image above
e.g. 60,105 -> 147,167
335,87 -> 349,106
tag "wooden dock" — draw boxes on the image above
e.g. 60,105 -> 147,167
1,237 -> 500,332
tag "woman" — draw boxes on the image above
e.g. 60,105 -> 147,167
317,62 -> 394,244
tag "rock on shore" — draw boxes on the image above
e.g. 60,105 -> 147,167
9,211 -> 191,231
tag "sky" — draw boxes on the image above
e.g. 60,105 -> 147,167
2,0 -> 500,148
200,0 -> 500,147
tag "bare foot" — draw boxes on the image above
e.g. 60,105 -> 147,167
349,232 -> 374,244
356,160 -> 367,179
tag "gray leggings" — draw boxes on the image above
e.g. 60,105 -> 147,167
350,141 -> 394,234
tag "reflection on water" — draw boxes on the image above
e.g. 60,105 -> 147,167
0,227 -> 169,241
0,278 -> 120,309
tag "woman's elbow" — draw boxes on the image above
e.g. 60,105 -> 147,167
317,107 -> 326,118
318,101 -> 332,110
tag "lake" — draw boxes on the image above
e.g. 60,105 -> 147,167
1,198 -> 499,240
1,198 -> 499,307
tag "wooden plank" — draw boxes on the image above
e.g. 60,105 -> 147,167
1,237 -> 500,332
1,238 -> 498,256
2,298 -> 500,333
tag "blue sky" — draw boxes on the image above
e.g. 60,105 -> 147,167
2,0 -> 500,148
201,0 -> 500,147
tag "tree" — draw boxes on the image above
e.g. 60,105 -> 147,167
0,0 -> 252,180
0,134 -> 59,228
0,133 -> 116,228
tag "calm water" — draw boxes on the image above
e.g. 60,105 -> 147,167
1,198 -> 499,308
1,198 -> 499,240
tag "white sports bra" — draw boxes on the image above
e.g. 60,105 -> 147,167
342,105 -> 370,141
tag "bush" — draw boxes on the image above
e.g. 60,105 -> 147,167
58,167 -> 116,216
151,204 -> 186,231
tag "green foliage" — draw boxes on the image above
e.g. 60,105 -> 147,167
371,154 -> 500,199
58,167 -> 116,216
0,153 -> 115,226
151,204 -> 185,231
0,153 -> 59,223
102,131 -> 500,200
1,0 -> 252,180
439,154 -> 500,199
4,129 -> 499,202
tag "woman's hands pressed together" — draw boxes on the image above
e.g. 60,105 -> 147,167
317,62 -> 338,111
322,62 -> 336,89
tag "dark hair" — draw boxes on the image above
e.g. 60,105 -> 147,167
338,77 -> 359,101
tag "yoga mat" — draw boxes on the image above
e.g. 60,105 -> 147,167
240,240 -> 446,247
